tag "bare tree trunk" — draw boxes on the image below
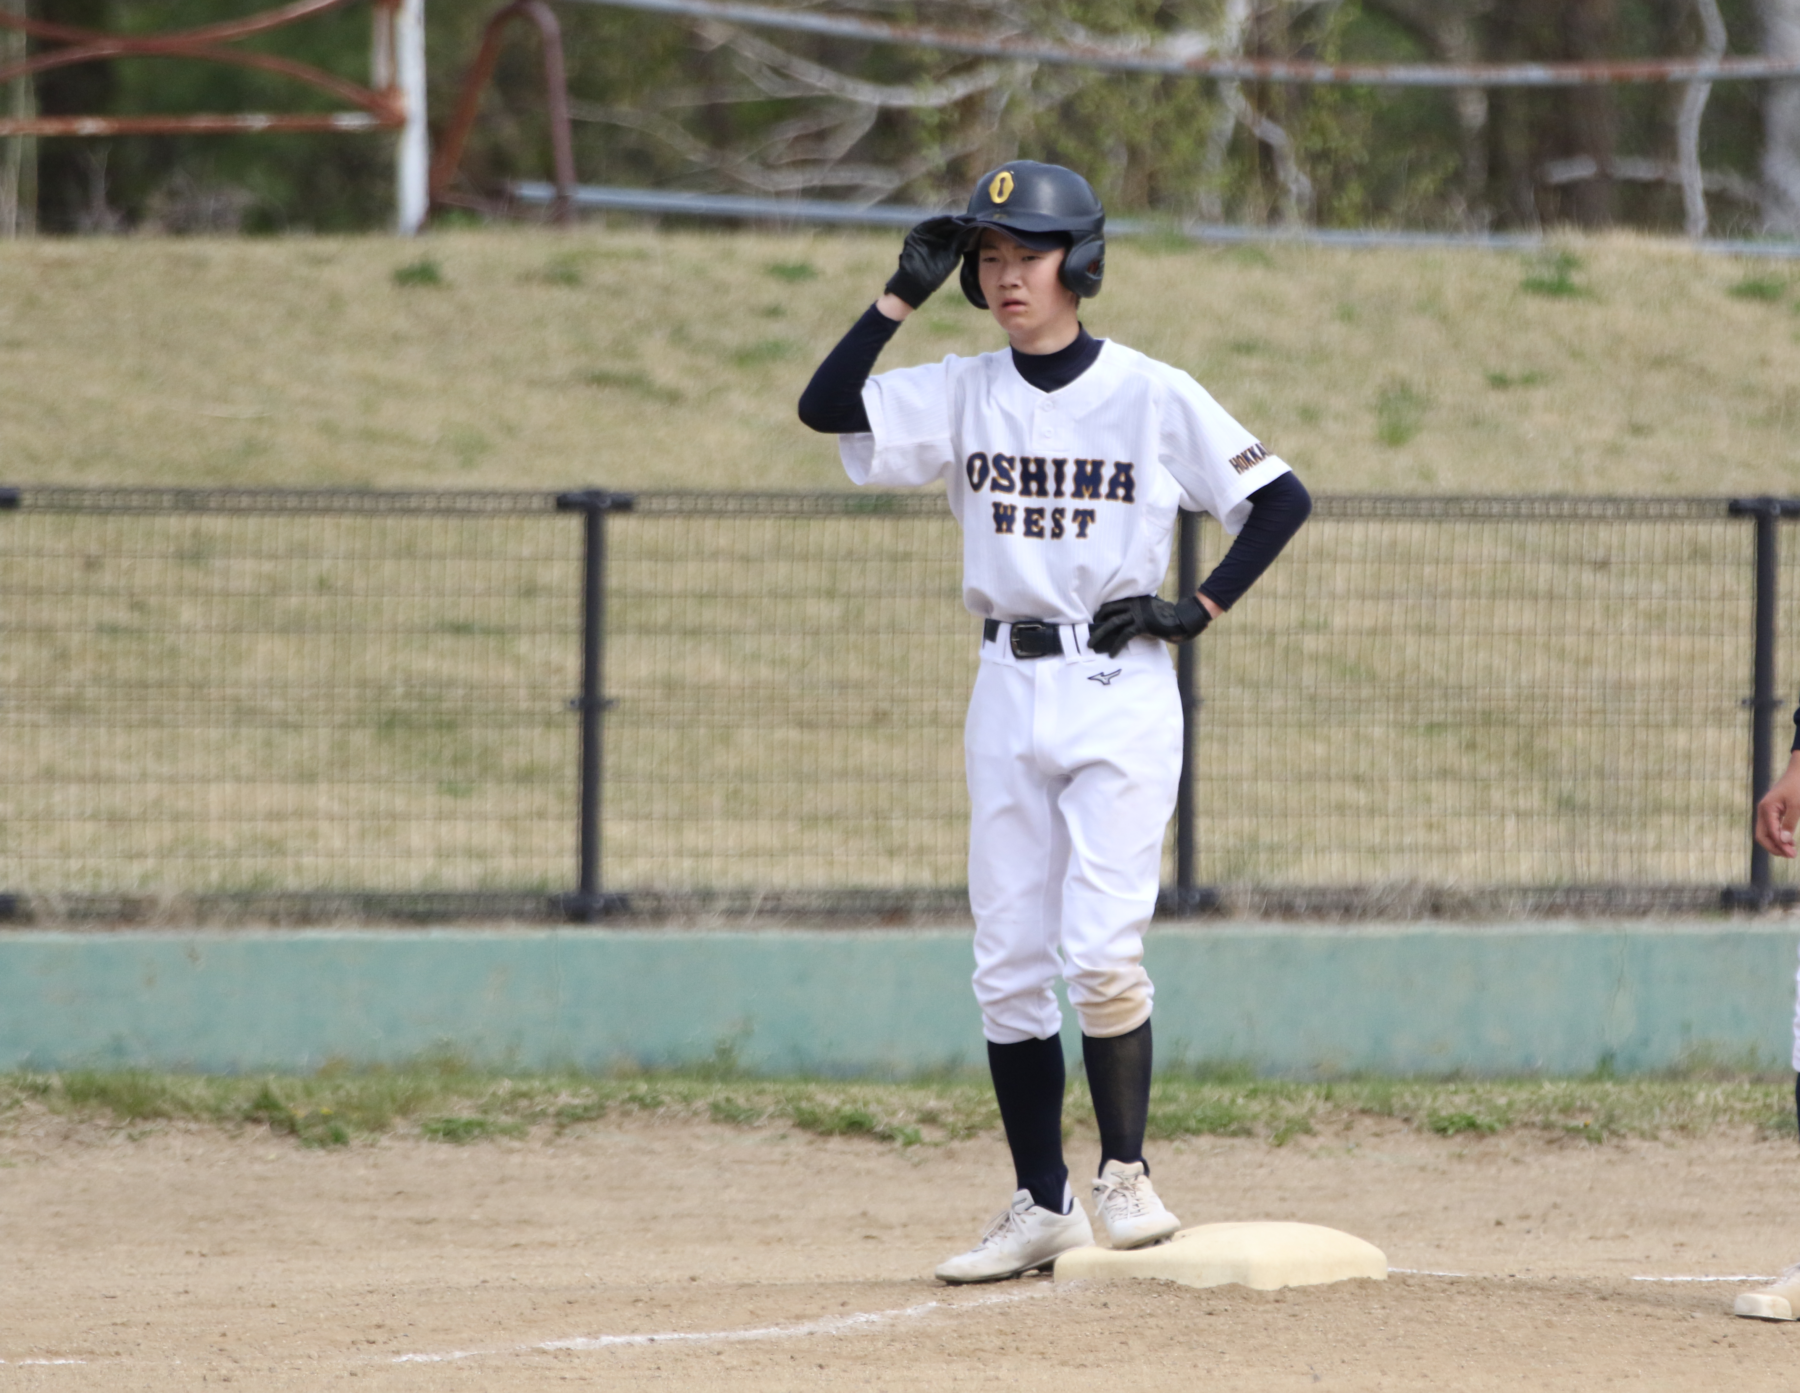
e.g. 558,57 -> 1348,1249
1563,0 -> 1619,227
1452,85 -> 1490,231
1762,0 -> 1800,233
1677,0 -> 1727,237
1,0 -> 34,239
1363,1 -> 1497,229
1222,83 -> 1314,225
1196,0 -> 1252,224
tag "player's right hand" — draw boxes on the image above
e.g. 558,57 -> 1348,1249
1755,753 -> 1800,858
884,215 -> 968,309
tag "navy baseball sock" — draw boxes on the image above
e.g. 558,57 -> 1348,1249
1083,1019 -> 1153,1173
987,1035 -> 1069,1214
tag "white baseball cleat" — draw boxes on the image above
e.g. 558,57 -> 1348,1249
935,1190 -> 1095,1284
1091,1159 -> 1181,1250
1735,1263 -> 1800,1320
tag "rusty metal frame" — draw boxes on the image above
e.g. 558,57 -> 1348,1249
428,0 -> 576,224
0,0 -> 405,137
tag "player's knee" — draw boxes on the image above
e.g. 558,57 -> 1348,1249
1067,966 -> 1152,1038
977,984 -> 1063,1044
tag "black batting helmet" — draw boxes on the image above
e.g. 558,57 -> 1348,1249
958,161 -> 1106,308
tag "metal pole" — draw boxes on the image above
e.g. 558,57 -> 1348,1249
1728,497 -> 1781,908
1,0 -> 31,239
1752,503 -> 1780,903
394,0 -> 428,234
1172,509 -> 1215,914
429,0 -> 577,224
530,0 -> 578,225
1,486 -> 15,917
576,502 -> 606,920
561,0 -> 1800,87
557,489 -> 633,921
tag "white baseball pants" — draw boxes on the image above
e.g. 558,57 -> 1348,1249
965,622 -> 1184,1045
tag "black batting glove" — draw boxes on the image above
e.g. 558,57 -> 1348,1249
1088,594 -> 1212,658
884,215 -> 968,309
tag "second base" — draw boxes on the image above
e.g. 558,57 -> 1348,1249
1054,1221 -> 1388,1292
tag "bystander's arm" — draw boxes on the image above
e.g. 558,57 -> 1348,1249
1754,748 -> 1800,858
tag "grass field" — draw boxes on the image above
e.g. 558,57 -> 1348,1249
5,228 -> 1800,903
1,494 -> 1781,898
6,1067 -> 1791,1150
0,228 -> 1797,496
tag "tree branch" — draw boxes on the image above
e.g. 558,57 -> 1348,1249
1678,0 -> 1728,237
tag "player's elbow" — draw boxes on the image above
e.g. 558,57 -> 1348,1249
797,382 -> 860,434
796,386 -> 831,433
1243,470 -> 1312,541
1274,471 -> 1313,526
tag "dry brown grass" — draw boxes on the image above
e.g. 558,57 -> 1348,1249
0,228 -> 1797,495
4,229 -> 1798,903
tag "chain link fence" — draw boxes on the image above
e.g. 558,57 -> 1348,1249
0,487 -> 1791,922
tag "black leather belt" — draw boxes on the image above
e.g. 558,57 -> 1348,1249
982,618 -> 1064,660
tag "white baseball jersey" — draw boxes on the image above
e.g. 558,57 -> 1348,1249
840,339 -> 1291,622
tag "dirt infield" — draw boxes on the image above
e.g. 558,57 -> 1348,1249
4,1113 -> 1799,1390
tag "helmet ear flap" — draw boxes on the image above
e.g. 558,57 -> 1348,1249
1060,234 -> 1105,299
960,249 -> 987,309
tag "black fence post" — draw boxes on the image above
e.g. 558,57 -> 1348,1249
556,490 -> 634,923
1726,497 -> 1787,910
1170,509 -> 1218,915
0,489 -> 15,917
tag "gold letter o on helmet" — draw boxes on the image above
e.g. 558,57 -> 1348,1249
988,170 -> 1015,204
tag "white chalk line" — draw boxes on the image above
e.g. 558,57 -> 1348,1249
392,1285 -> 1051,1365
1392,1267 -> 1775,1285
19,1266 -> 1762,1372
1632,1274 -> 1774,1284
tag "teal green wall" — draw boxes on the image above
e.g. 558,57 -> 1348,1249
2,925 -> 1794,1077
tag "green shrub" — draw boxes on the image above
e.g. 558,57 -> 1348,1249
1376,380 -> 1429,446
1728,275 -> 1787,302
1426,1110 -> 1501,1137
393,258 -> 444,288
1520,251 -> 1589,299
421,1115 -> 524,1144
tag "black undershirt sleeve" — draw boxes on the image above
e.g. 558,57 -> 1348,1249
797,304 -> 902,434
1196,472 -> 1313,611
801,315 -> 1105,434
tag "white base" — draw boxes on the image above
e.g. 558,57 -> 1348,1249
1054,1221 -> 1388,1292
1735,1284 -> 1800,1321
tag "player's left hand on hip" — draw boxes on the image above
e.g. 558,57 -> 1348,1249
1088,594 -> 1212,657
884,215 -> 969,309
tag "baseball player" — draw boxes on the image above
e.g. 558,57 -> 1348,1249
798,161 -> 1311,1283
1738,729 -> 1800,1319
